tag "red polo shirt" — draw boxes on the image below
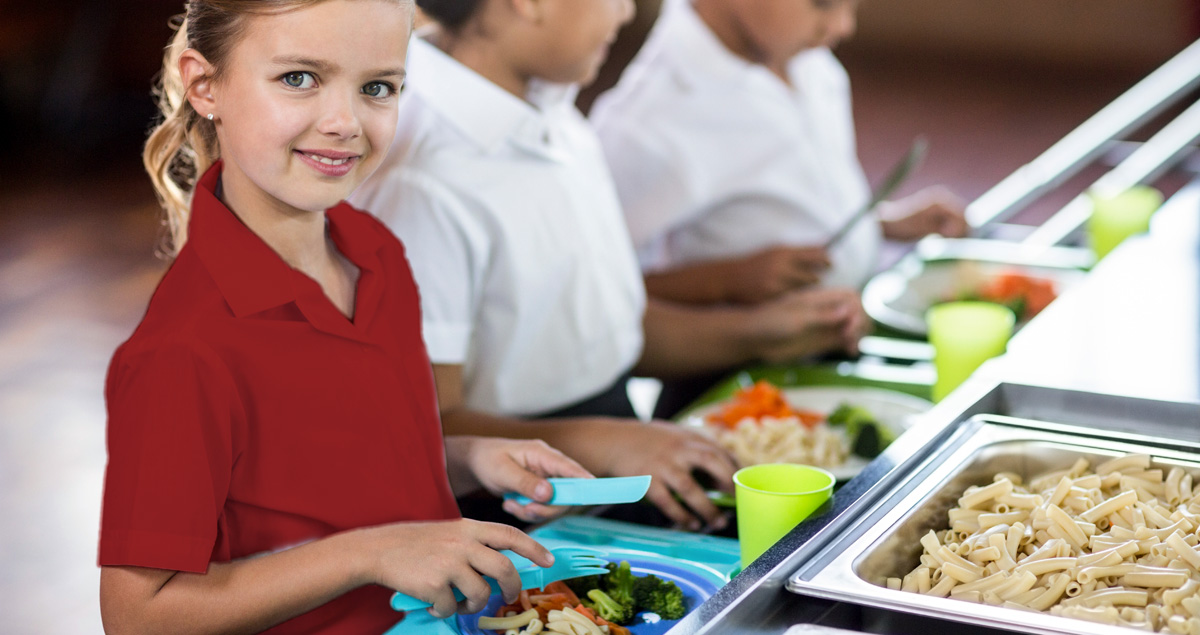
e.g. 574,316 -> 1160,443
99,163 -> 459,634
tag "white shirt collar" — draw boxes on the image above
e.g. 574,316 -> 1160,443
405,36 -> 579,158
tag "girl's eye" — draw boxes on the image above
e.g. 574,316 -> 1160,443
282,72 -> 316,89
362,82 -> 396,99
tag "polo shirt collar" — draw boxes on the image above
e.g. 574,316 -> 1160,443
187,162 -> 387,329
405,36 -> 577,158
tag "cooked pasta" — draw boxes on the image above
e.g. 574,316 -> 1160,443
892,453 -> 1200,632
714,416 -> 849,469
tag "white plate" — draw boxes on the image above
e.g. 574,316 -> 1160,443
683,386 -> 933,481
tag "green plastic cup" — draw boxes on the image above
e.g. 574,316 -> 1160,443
927,301 -> 1015,402
734,463 -> 834,567
1086,185 -> 1164,260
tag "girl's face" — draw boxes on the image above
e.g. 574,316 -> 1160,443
205,0 -> 412,215
735,0 -> 859,60
531,0 -> 635,86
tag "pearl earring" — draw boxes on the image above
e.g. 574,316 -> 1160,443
206,113 -> 214,121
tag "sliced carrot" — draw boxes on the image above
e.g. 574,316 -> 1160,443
706,380 -> 824,429
574,605 -> 598,622
543,581 -> 581,606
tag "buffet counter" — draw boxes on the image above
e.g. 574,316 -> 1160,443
667,179 -> 1200,635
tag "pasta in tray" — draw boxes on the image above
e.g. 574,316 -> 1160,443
888,453 -> 1200,633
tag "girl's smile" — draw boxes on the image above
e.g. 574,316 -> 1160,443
295,149 -> 362,178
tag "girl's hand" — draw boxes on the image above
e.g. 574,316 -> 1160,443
459,436 -> 593,523
723,245 -> 830,304
880,186 -> 969,241
358,518 -> 553,618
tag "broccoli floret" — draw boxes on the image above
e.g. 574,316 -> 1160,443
632,574 -> 687,620
564,573 -> 601,598
584,588 -> 634,624
827,402 -> 897,458
602,561 -> 638,613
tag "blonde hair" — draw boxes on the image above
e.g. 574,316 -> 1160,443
143,0 -> 411,256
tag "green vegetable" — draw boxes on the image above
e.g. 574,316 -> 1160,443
602,561 -> 638,615
632,573 -> 687,620
573,559 -> 690,624
564,573 -> 602,598
584,588 -> 633,624
827,402 -> 897,458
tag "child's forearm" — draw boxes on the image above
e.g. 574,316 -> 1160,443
643,261 -> 738,304
100,529 -> 371,635
635,298 -> 757,378
441,409 -> 624,478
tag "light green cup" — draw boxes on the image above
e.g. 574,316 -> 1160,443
734,463 -> 834,567
1086,185 -> 1164,260
927,301 -> 1015,402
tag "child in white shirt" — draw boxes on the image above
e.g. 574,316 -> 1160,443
353,0 -> 869,529
591,0 -> 969,299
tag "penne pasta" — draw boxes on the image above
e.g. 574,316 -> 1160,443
893,454 -> 1200,633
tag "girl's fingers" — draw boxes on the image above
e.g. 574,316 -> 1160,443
476,522 -> 554,569
500,499 -> 563,523
468,545 -> 524,604
449,566 -> 493,615
428,586 -> 460,619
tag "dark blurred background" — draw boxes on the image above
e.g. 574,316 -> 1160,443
0,0 -> 1197,631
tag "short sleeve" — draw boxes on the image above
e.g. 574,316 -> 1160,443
352,170 -> 488,364
99,340 -> 240,573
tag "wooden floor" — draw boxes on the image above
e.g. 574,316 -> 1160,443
0,45 -> 1191,631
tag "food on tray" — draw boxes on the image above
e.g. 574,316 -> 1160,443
827,403 -> 899,458
705,380 -> 823,429
952,269 -> 1058,321
483,561 -> 687,633
483,579 -> 631,635
889,453 -> 1200,631
566,561 -> 686,622
704,381 -> 893,468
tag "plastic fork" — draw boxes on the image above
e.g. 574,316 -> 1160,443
384,546 -> 609,634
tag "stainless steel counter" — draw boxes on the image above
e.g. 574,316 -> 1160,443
668,179 -> 1200,635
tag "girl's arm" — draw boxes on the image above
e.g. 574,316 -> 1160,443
644,245 -> 830,305
442,435 -> 592,523
101,519 -> 553,635
432,365 -> 736,530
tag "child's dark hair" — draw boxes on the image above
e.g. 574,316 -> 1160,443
144,0 -> 412,256
416,0 -> 482,30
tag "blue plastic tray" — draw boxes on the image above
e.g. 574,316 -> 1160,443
456,552 -> 725,635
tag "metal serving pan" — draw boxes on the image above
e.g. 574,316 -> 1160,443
862,237 -> 1091,337
787,414 -> 1200,635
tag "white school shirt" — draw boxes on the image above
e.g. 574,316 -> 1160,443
590,0 -> 880,289
350,37 -> 646,417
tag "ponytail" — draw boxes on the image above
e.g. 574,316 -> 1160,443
143,16 -> 220,257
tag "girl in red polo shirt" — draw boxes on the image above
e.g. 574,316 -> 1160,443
98,1 -> 591,633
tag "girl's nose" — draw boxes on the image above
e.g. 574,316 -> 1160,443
317,93 -> 362,139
